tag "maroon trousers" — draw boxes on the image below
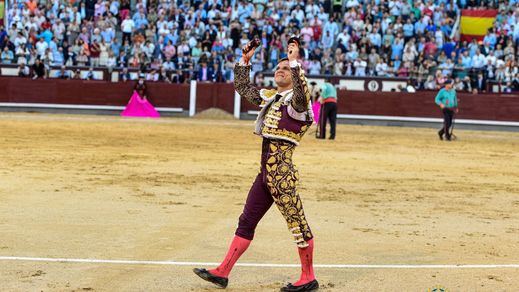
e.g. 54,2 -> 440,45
235,139 -> 274,240
235,139 -> 313,244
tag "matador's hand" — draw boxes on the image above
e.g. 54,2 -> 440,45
287,42 -> 300,62
241,39 -> 259,64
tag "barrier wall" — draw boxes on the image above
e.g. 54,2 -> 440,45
0,77 -> 190,109
0,77 -> 518,122
241,90 -> 519,122
336,91 -> 519,122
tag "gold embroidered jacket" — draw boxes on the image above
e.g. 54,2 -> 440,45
234,63 -> 313,145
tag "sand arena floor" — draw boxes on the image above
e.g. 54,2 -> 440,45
0,112 -> 518,291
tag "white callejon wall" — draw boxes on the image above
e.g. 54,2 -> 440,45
382,81 -> 407,92
189,80 -> 197,117
234,91 -> 241,119
339,79 -> 364,91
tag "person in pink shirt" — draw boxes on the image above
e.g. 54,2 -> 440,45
300,23 -> 314,45
163,40 -> 176,60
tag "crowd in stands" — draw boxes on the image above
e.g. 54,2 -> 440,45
2,0 -> 519,93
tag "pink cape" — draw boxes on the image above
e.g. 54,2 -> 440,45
312,102 -> 321,124
121,91 -> 160,118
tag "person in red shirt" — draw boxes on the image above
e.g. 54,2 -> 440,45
90,39 -> 101,67
424,38 -> 437,57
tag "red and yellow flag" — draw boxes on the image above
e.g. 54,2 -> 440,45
460,9 -> 498,42
0,0 -> 4,25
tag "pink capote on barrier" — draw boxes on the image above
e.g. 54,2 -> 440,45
121,91 -> 160,118
311,102 -> 321,124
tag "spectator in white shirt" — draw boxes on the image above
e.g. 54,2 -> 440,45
35,38 -> 48,57
375,59 -> 388,76
368,31 -> 381,48
337,29 -> 351,48
354,58 -> 367,76
308,58 -> 322,75
485,51 -> 497,67
121,15 -> 135,44
471,50 -> 486,70
323,17 -> 339,36
305,0 -> 320,17
321,30 -> 334,50
14,32 -> 27,48
291,5 -> 305,24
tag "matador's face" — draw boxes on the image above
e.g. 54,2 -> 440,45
274,60 -> 293,89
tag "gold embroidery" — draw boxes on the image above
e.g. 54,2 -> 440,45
290,66 -> 311,115
261,89 -> 278,99
264,140 -> 313,244
262,127 -> 305,143
234,65 -> 262,106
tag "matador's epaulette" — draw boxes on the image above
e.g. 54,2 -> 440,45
259,89 -> 278,107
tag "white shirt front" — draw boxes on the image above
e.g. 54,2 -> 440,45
35,41 -> 48,56
121,19 -> 135,33
472,54 -> 486,68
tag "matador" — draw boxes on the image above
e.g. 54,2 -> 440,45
194,37 -> 319,292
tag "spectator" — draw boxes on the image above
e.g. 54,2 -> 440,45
354,57 -> 367,77
119,67 -> 131,82
158,67 -> 170,83
424,75 -> 437,90
72,69 -> 82,80
197,62 -> 213,82
171,69 -> 185,84
0,0 -> 513,91
18,63 -> 30,77
308,58 -> 322,75
90,39 -> 101,67
121,15 -> 135,44
375,59 -> 388,76
55,66 -> 71,79
1,47 -> 14,64
31,59 -> 46,79
473,72 -> 487,93
85,68 -> 95,80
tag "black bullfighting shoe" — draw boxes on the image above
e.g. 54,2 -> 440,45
193,268 -> 228,288
280,279 -> 319,291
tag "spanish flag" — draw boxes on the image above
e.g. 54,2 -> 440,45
460,9 -> 498,42
0,0 -> 4,24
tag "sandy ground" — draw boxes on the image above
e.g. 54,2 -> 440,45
0,112 -> 518,292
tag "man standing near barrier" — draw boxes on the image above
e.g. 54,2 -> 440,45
193,37 -> 319,292
317,79 -> 338,140
435,79 -> 458,141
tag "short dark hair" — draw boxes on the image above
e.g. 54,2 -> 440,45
277,57 -> 289,65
